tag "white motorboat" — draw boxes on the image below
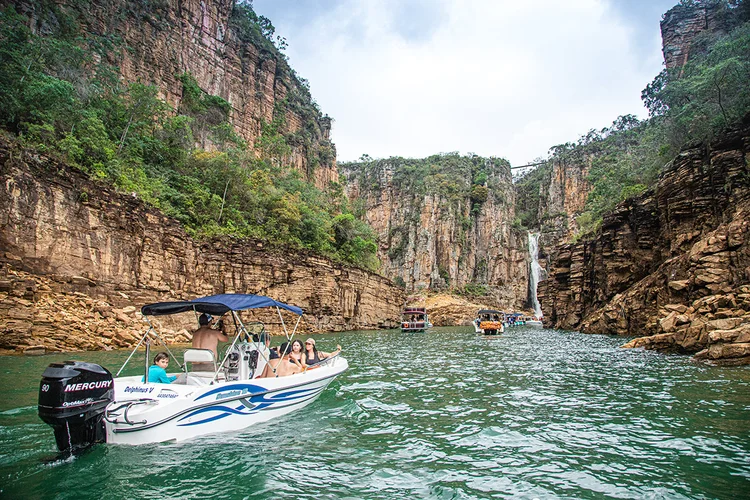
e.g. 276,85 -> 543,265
38,294 -> 348,453
474,309 -> 504,335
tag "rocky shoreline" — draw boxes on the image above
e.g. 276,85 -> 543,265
540,122 -> 750,366
621,286 -> 750,366
0,267 -> 192,354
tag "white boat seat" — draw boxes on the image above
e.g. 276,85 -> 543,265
186,372 -> 226,385
183,349 -> 217,373
184,348 -> 216,364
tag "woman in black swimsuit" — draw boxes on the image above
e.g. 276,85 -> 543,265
288,339 -> 305,371
303,338 -> 341,366
304,338 -> 321,366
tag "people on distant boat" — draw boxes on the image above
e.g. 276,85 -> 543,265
143,352 -> 176,384
191,313 -> 229,370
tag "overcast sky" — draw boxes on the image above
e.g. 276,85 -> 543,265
252,0 -> 678,166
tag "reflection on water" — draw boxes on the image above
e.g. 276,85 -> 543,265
1,327 -> 749,499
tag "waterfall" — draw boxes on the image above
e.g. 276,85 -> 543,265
528,232 -> 543,318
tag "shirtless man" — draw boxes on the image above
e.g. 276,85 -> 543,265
191,313 -> 228,370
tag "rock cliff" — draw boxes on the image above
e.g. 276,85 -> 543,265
342,156 -> 530,310
0,137 -> 404,352
660,2 -> 733,73
13,0 -> 336,188
530,154 -> 592,285
539,121 -> 750,365
537,155 -> 591,244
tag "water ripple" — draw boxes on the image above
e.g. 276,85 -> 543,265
1,327 -> 749,499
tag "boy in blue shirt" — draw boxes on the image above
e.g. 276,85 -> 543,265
143,352 -> 177,384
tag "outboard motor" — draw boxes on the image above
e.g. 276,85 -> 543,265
38,361 -> 114,454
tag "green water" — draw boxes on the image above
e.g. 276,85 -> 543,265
1,327 -> 749,499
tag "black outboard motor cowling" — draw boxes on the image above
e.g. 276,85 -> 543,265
38,361 -> 114,453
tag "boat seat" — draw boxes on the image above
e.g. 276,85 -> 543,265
185,372 -> 226,385
183,348 -> 217,373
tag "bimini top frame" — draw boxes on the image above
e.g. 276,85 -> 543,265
141,293 -> 303,317
118,294 -> 304,381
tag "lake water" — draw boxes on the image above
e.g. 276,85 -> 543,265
1,326 -> 749,499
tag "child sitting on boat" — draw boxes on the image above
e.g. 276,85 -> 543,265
142,352 -> 176,384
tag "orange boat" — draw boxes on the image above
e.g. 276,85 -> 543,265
473,309 -> 504,335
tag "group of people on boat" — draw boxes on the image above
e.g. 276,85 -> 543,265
143,313 -> 341,383
259,337 -> 341,378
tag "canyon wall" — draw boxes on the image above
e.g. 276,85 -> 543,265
661,1 -> 733,73
532,155 -> 592,286
11,0 -> 336,188
537,155 -> 591,245
0,138 -> 404,352
342,157 -> 530,310
530,1 -> 739,325
538,121 -> 750,364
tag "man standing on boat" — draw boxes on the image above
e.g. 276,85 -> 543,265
191,313 -> 228,369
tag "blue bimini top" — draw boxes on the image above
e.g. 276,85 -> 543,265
141,294 -> 304,317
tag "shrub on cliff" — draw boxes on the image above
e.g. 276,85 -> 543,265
643,22 -> 750,146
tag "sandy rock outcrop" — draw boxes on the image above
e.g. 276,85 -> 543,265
423,295 -> 496,327
621,287 -> 750,366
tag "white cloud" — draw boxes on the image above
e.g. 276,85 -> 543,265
253,0 -> 671,165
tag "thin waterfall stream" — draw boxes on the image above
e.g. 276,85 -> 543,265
528,231 -> 543,318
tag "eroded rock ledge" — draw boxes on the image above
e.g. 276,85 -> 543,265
0,138 -> 404,352
539,121 -> 750,365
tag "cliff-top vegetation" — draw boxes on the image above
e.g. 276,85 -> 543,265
0,2 -> 379,271
515,0 -> 750,237
342,153 -> 511,214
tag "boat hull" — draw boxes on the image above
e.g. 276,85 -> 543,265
104,357 -> 348,445
401,322 -> 432,333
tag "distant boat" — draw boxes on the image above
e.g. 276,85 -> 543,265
525,317 -> 543,327
401,306 -> 432,332
504,312 -> 525,327
473,309 -> 504,335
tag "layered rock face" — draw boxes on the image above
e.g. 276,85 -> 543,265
537,156 -> 591,245
539,123 -> 750,364
0,138 -> 404,352
532,155 -> 592,284
661,2 -> 732,73
15,0 -> 336,188
342,158 -> 530,310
